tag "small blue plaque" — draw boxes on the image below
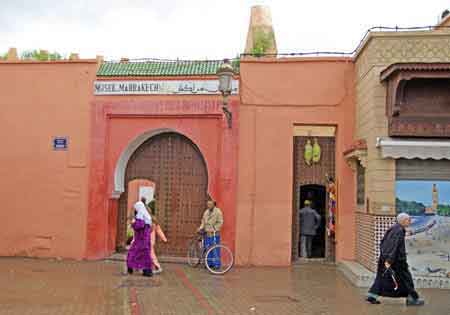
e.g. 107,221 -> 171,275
53,137 -> 68,150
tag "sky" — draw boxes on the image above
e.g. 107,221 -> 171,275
1,0 -> 449,60
397,181 -> 450,205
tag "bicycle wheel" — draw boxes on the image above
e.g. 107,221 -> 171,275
204,244 -> 234,275
187,237 -> 203,267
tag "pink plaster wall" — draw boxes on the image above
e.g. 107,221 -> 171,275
0,58 -> 356,266
235,58 -> 356,266
0,60 -> 98,259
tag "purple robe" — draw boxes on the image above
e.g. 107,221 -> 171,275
126,219 -> 152,270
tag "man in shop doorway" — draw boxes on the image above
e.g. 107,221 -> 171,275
299,200 -> 321,258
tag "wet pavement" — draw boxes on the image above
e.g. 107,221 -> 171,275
0,258 -> 128,315
1,258 -> 449,315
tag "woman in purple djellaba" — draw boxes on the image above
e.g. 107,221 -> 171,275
127,200 -> 153,277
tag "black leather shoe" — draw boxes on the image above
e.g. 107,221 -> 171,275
366,296 -> 380,304
143,269 -> 153,277
127,268 -> 133,274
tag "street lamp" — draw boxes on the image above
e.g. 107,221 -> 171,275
217,58 -> 235,128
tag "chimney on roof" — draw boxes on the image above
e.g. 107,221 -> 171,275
244,5 -> 277,56
95,55 -> 104,71
69,53 -> 79,60
7,47 -> 18,61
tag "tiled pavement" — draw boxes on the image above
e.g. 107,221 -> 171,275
1,258 -> 450,315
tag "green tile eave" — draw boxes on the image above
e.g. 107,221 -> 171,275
96,60 -> 239,77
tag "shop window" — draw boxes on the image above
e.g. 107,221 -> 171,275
356,161 -> 365,206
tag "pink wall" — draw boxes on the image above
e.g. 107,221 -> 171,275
86,93 -> 239,259
0,60 -> 98,259
0,59 -> 356,265
236,58 -> 356,266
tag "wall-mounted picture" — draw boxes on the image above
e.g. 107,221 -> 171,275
396,180 -> 450,278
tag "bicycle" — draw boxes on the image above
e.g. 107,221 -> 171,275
187,231 -> 234,275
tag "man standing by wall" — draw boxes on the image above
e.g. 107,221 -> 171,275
198,199 -> 224,269
299,200 -> 321,258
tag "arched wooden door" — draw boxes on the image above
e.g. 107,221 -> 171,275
117,132 -> 208,257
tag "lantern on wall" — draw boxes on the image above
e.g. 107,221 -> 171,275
216,59 -> 235,128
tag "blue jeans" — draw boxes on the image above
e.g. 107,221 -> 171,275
204,234 -> 221,268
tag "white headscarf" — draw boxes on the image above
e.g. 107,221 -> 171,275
134,201 -> 152,225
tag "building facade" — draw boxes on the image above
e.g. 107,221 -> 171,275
347,26 -> 450,286
235,57 -> 355,265
87,61 -> 240,259
1,7 -> 449,285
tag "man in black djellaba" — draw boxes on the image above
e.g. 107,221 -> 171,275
367,212 -> 424,306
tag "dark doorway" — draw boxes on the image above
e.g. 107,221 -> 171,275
292,135 -> 335,262
298,184 -> 326,258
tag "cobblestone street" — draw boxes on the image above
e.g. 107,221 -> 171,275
1,258 -> 449,315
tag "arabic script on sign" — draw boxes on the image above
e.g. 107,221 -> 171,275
94,80 -> 239,95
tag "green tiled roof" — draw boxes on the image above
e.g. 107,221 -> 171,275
97,60 -> 239,77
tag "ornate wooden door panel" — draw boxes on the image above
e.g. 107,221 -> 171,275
117,132 -> 208,257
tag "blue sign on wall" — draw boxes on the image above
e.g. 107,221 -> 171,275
53,137 -> 68,150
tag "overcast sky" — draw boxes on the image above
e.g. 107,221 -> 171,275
1,0 -> 449,60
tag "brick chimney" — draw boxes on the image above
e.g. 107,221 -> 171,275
7,47 -> 18,61
244,5 -> 277,55
69,53 -> 79,60
96,55 -> 104,71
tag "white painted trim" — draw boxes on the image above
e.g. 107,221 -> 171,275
377,137 -> 450,148
111,190 -> 122,199
293,125 -> 336,137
